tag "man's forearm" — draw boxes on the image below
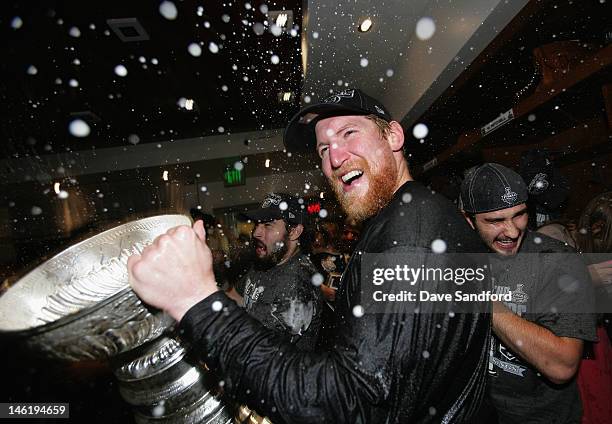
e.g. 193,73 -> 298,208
492,302 -> 582,384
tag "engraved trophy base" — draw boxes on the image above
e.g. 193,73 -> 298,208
111,336 -> 233,424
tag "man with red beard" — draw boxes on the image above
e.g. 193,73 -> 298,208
128,89 -> 491,423
460,163 -> 596,423
232,193 -> 322,351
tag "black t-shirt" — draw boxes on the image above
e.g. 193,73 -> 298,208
488,231 -> 597,424
236,253 -> 323,351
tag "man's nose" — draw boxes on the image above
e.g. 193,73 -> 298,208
502,222 -> 520,239
329,140 -> 350,169
253,224 -> 264,238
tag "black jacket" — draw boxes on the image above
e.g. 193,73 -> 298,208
180,181 -> 491,423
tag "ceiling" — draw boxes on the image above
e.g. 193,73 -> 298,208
0,0 -> 535,190
0,0 -> 304,160
410,0 -> 612,170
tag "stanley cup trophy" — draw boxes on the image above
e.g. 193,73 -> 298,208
0,215 -> 263,423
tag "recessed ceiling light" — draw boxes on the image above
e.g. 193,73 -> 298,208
107,18 -> 149,42
162,170 -> 169,181
358,17 -> 373,32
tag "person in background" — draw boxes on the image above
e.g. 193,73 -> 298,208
337,218 -> 361,254
227,192 -> 323,351
539,192 -> 612,424
518,149 -> 570,229
309,223 -> 346,350
310,224 -> 346,301
190,209 -> 230,287
460,162 -> 597,424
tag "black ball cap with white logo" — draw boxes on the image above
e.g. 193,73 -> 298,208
240,193 -> 304,225
460,163 -> 528,214
283,88 -> 393,152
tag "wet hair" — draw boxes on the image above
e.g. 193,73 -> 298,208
283,220 -> 314,254
365,114 -> 392,139
574,191 -> 612,253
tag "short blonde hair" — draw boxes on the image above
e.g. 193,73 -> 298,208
365,114 -> 392,139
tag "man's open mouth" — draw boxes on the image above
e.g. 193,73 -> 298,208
494,238 -> 518,251
255,241 -> 267,255
340,169 -> 364,186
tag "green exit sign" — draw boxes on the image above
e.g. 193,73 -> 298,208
223,160 -> 245,186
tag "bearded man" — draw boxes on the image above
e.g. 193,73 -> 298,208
232,193 -> 322,351
129,89 -> 491,423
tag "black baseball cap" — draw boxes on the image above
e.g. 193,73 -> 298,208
283,88 -> 393,152
460,163 -> 528,214
240,193 -> 304,225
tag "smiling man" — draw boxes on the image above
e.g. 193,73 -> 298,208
460,163 -> 596,423
129,89 -> 491,423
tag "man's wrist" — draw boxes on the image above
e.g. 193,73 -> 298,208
168,285 -> 220,321
492,301 -> 509,314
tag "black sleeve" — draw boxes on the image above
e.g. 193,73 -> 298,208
178,245 -> 422,423
178,244 -> 489,423
180,291 -> 397,423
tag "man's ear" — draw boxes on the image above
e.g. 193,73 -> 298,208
462,211 -> 476,230
387,121 -> 405,152
288,224 -> 304,241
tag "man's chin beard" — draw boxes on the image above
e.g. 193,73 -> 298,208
332,167 -> 397,223
253,242 -> 289,270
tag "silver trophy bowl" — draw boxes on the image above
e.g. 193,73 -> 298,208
0,215 -> 235,423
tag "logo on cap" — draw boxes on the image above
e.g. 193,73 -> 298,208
527,173 -> 549,194
501,187 -> 518,205
374,105 -> 385,115
262,193 -> 282,208
324,89 -> 355,104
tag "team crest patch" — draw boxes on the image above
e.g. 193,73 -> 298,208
511,284 -> 528,304
501,187 -> 518,205
324,89 -> 355,104
262,193 -> 282,208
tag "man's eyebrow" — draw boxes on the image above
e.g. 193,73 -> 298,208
336,122 -> 359,135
